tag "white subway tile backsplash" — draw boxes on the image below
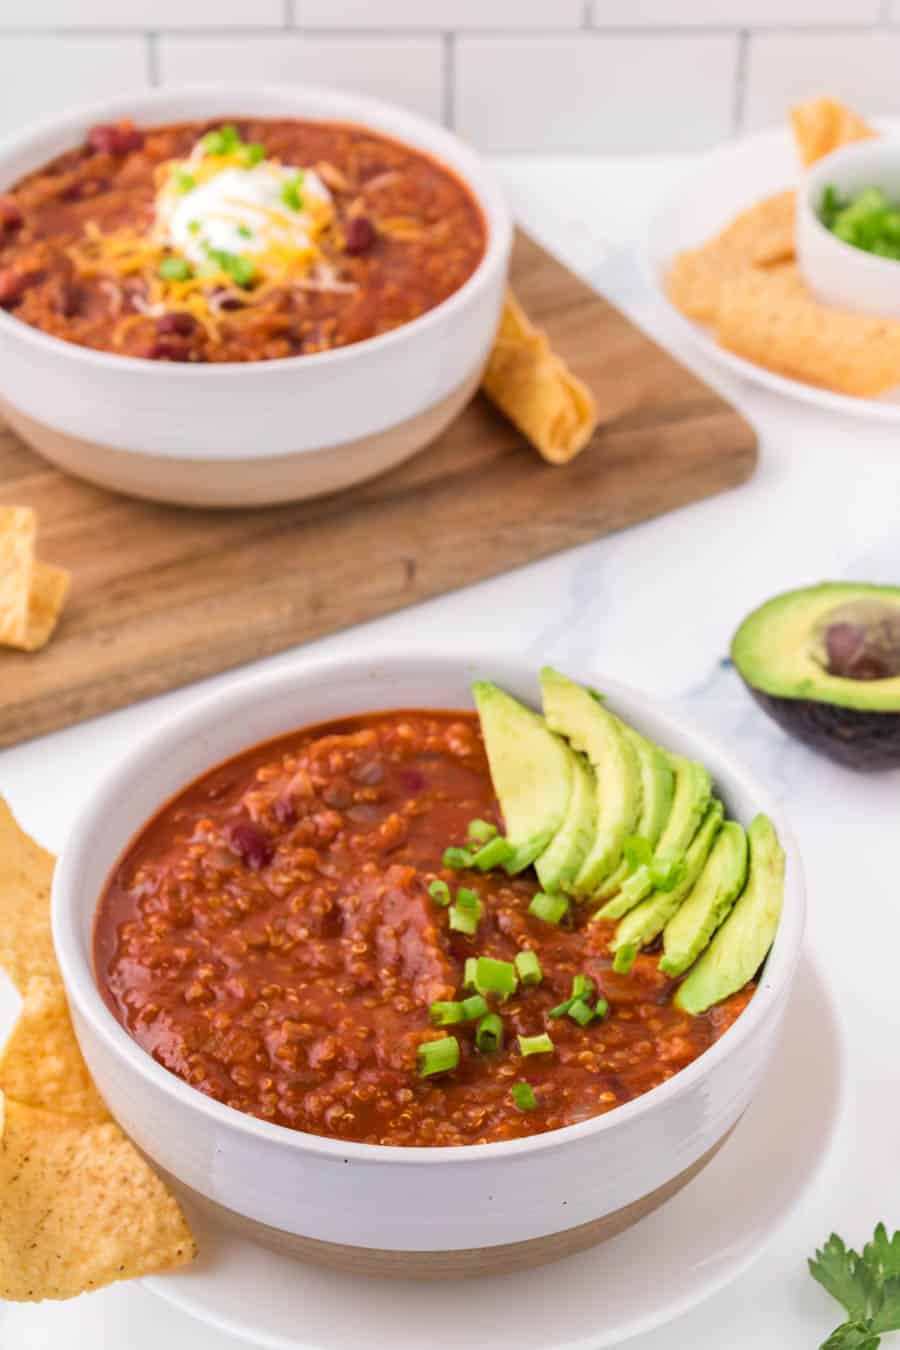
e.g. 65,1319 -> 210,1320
455,34 -> 738,152
297,0 -> 584,29
158,36 -> 444,123
590,0 -> 880,25
0,0 -> 285,28
744,32 -> 900,131
0,37 -> 148,137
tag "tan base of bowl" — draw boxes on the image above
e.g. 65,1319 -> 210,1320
161,1123 -> 737,1280
0,368 -> 481,508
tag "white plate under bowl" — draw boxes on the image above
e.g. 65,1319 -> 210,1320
144,952 -> 843,1350
641,118 -> 900,421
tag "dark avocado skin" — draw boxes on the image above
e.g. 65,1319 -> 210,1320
743,681 -> 900,771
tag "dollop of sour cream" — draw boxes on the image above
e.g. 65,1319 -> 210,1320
157,161 -> 332,270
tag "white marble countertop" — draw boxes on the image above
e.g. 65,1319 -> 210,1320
3,152 -> 899,1350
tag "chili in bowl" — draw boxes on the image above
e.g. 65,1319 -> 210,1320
0,85 -> 511,506
51,653 -> 804,1278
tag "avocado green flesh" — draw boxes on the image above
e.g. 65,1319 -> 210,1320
675,814 -> 785,1016
535,750 -> 596,892
593,726 -> 675,902
731,582 -> 900,712
609,800 -> 724,973
473,680 -> 573,874
595,756 -> 712,920
659,821 -> 748,977
540,668 -> 642,896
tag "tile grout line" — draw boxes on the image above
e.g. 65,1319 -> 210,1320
442,31 -> 455,130
732,28 -> 749,139
146,30 -> 159,86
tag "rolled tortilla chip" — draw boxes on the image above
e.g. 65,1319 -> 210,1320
481,290 -> 598,464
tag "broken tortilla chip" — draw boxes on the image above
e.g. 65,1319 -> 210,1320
0,797 -> 56,994
21,560 -> 71,653
791,96 -> 876,168
0,975 -> 109,1122
715,264 -> 900,398
0,1097 -> 196,1301
0,506 -> 35,648
482,290 -> 598,464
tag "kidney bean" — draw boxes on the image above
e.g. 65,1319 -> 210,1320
210,287 -> 245,312
0,198 -> 23,235
227,823 -> 274,872
87,121 -> 145,155
399,768 -> 426,794
0,267 -> 35,309
272,796 -> 298,827
156,311 -> 197,337
146,338 -> 192,362
344,215 -> 375,255
56,281 -> 84,318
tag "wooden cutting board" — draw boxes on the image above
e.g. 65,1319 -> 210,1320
0,230 -> 757,749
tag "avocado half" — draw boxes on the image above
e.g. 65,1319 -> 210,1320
731,582 -> 900,770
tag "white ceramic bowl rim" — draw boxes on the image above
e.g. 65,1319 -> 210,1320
0,82 -> 511,377
51,652 -> 805,1168
800,137 -> 900,270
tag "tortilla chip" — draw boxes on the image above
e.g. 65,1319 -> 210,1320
482,290 -> 598,464
0,975 -> 109,1122
0,506 -> 35,648
715,264 -> 900,397
791,97 -> 876,167
0,1097 -> 196,1301
19,560 -> 71,653
0,798 -> 56,994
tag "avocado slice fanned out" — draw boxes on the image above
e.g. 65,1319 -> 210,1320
596,755 -> 711,920
540,668 -> 642,896
675,813 -> 785,1016
473,681 -> 574,874
659,820 -> 749,977
593,724 -> 675,902
535,750 -> 597,893
608,799 -> 724,973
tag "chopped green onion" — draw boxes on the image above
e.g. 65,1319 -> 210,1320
511,1082 -> 537,1111
236,224 -> 253,240
429,1000 -> 464,1026
240,142 -> 265,166
473,956 -> 518,998
567,998 -> 595,1027
515,950 -> 542,986
518,1032 -> 554,1057
471,836 -> 515,872
204,245 -> 257,288
475,1012 -> 503,1053
174,170 -> 196,194
461,993 -> 488,1021
280,174 -> 305,211
623,835 -> 653,870
571,973 -> 594,1002
549,998 -> 575,1019
449,904 -> 478,936
158,256 -> 193,281
443,846 -> 474,870
417,1035 -> 460,1077
187,219 -> 201,235
594,997 -> 609,1021
455,887 -> 483,915
467,819 -> 498,844
428,878 -> 451,907
463,957 -> 478,991
201,123 -> 241,156
613,943 -> 638,975
528,892 -> 569,926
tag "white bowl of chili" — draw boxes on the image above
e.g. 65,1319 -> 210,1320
0,85 -> 511,507
51,653 -> 805,1278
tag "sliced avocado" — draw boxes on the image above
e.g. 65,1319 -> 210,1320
535,750 -> 596,892
473,681 -> 573,874
593,725 -> 675,902
675,813 -> 785,1016
540,668 -> 641,896
609,799 -> 724,973
732,582 -> 900,769
659,821 -> 749,977
596,755 -> 712,920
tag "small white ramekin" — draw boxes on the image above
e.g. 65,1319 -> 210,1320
0,85 -> 511,507
50,653 -> 805,1277
797,138 -> 900,317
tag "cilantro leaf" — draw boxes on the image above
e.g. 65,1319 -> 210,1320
865,1226 -> 900,1285
809,1235 -> 873,1322
822,1323 -> 881,1350
871,1282 -> 900,1337
810,1226 -> 900,1350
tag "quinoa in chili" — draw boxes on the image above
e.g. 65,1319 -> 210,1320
94,711 -> 753,1147
0,118 -> 486,362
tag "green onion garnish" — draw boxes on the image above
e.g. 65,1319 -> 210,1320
461,993 -> 488,1021
511,1082 -> 537,1111
201,123 -> 241,156
471,836 -> 515,872
240,142 -> 265,166
594,997 -> 609,1021
417,1036 -> 460,1077
571,973 -> 594,1002
428,879 -> 451,907
567,998 -> 595,1027
174,170 -> 196,194
613,943 -> 638,975
280,174 -> 305,211
549,998 -> 574,1018
518,1032 -> 554,1057
472,956 -> 518,998
429,1000 -> 464,1026
449,904 -> 478,936
204,245 -> 257,288
463,957 -> 478,991
467,819 -> 497,844
515,950 -> 542,986
158,256 -> 193,281
187,220 -> 201,235
443,846 -> 474,870
475,1012 -> 503,1053
236,224 -> 253,240
528,892 -> 569,926
455,887 -> 483,915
